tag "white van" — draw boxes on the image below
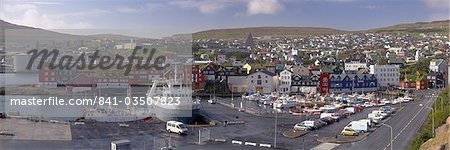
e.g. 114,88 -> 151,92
320,113 -> 340,120
358,119 -> 372,127
345,107 -> 356,114
166,121 -> 188,134
344,121 -> 368,133
299,120 -> 318,129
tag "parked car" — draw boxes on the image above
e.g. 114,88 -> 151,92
344,107 -> 357,114
354,106 -> 364,111
370,118 -> 382,124
320,117 -> 335,124
320,113 -> 341,121
380,106 -> 395,114
371,110 -> 388,118
368,113 -> 384,120
338,110 -> 351,117
316,119 -> 328,126
341,128 -> 359,136
363,102 -> 375,107
294,124 -> 311,131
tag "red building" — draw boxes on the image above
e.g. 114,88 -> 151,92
319,73 -> 330,95
192,65 -> 205,91
38,63 -> 58,87
399,77 -> 428,90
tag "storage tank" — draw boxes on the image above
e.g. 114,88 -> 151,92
14,53 -> 32,72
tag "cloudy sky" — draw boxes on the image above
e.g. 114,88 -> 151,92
1,0 -> 449,38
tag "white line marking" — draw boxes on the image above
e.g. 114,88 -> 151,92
382,97 -> 433,150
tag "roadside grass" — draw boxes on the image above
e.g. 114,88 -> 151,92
409,88 -> 450,150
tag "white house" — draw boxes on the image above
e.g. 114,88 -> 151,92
279,70 -> 292,94
246,70 -> 278,94
429,59 -> 447,73
369,65 -> 400,87
344,60 -> 367,71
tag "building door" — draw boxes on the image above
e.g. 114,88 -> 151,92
256,87 -> 264,93
241,87 -> 247,93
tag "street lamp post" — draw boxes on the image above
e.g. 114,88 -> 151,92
420,102 -> 435,138
274,107 -> 277,148
381,123 -> 393,150
424,105 -> 435,137
274,76 -> 281,148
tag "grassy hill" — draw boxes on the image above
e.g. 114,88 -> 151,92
193,26 -> 349,39
194,20 -> 450,39
367,20 -> 449,34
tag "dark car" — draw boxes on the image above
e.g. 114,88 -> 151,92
337,110 -> 350,118
316,119 -> 328,126
320,117 -> 334,124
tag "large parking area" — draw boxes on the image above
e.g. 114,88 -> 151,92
0,89 -> 438,150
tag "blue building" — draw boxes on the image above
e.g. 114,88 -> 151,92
329,74 -> 378,93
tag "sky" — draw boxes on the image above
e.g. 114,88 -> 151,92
0,0 -> 449,38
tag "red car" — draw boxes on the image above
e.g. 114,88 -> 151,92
354,106 -> 364,112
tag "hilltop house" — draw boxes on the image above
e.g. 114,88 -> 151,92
246,70 -> 278,94
279,69 -> 292,94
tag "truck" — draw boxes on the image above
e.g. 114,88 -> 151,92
344,121 -> 368,133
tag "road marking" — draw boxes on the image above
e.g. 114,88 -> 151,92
311,143 -> 340,150
382,97 -> 433,150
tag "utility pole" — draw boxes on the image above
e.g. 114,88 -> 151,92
423,104 -> 435,137
381,123 -> 393,150
274,108 -> 277,148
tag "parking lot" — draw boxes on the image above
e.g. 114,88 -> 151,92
0,90 -> 436,150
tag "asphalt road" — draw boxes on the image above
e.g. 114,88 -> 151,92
337,89 -> 440,150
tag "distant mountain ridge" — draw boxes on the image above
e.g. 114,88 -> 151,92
193,26 -> 349,39
194,20 -> 450,39
1,19 -> 449,41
